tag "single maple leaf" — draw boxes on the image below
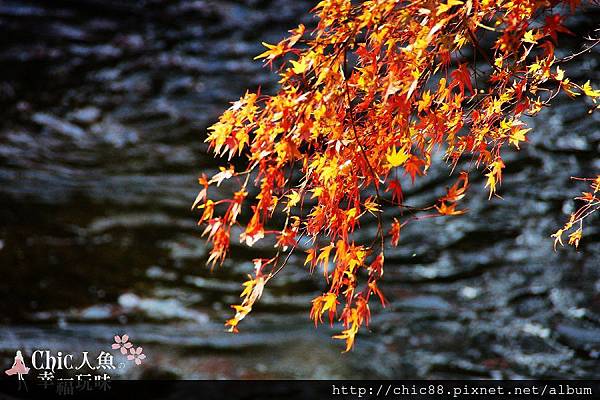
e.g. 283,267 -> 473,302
403,156 -> 426,184
386,146 -> 410,167
450,63 -> 474,96
386,179 -> 404,204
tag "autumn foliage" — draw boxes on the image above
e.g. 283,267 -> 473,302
195,0 -> 599,351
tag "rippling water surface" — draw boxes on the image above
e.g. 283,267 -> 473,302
0,0 -> 599,379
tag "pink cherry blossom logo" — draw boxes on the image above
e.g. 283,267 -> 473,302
111,334 -> 133,355
110,333 -> 147,366
127,347 -> 146,365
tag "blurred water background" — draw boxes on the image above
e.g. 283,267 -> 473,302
0,0 -> 599,379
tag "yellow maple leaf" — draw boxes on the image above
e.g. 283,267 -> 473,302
387,146 -> 410,167
507,121 -> 531,149
485,159 -> 505,199
555,66 -> 565,81
509,128 -> 529,149
364,197 -> 381,215
437,0 -> 463,15
528,62 -> 542,74
522,30 -> 538,44
254,41 -> 286,60
290,58 -> 309,74
322,293 -> 338,315
418,90 -> 432,113
568,228 -> 582,248
333,326 -> 358,352
582,80 -> 600,99
240,275 -> 256,298
316,244 -> 334,278
284,190 -> 301,212
552,228 -> 565,250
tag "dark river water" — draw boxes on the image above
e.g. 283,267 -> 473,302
0,0 -> 599,379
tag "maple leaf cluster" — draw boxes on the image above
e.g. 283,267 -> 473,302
195,0 -> 599,351
553,175 -> 600,249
